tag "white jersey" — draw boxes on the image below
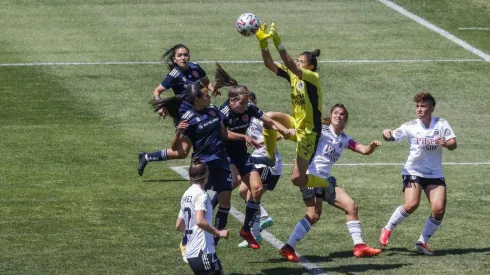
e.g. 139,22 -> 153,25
178,184 -> 215,258
247,117 -> 283,175
307,125 -> 358,178
393,117 -> 456,178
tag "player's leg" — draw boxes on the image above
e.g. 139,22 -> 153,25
280,188 -> 323,262
207,164 -> 232,246
137,142 -> 191,176
187,251 -> 223,275
262,112 -> 293,162
415,179 -> 446,255
230,164 -> 242,190
291,131 -> 329,188
380,176 -> 423,246
239,170 -> 263,249
326,179 -> 381,257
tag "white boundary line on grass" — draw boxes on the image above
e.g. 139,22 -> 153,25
0,59 -> 484,67
458,28 -> 489,31
171,166 -> 328,275
378,0 -> 490,62
172,162 -> 490,169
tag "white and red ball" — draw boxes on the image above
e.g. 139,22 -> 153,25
236,13 -> 260,37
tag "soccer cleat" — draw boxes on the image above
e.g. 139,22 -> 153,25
238,234 -> 263,248
415,242 -> 435,255
179,241 -> 188,263
239,228 -> 260,249
379,227 -> 392,246
260,216 -> 274,230
137,152 -> 148,176
353,243 -> 382,258
279,244 -> 300,262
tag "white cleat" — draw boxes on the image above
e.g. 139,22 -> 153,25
415,242 -> 435,256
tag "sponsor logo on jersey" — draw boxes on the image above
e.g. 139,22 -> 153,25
192,70 -> 199,78
208,110 -> 216,117
291,93 -> 305,105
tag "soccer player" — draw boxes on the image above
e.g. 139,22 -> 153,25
378,92 -> 457,255
279,104 -> 383,262
138,44 -> 218,176
238,92 -> 284,248
255,23 -> 330,189
176,157 -> 229,274
156,82 -> 261,248
216,67 -> 293,248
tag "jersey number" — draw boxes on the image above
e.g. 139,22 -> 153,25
184,207 -> 193,236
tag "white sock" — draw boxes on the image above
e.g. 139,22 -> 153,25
260,204 -> 269,219
251,213 -> 261,239
287,217 -> 311,250
418,216 -> 441,244
346,220 -> 364,245
385,205 -> 410,231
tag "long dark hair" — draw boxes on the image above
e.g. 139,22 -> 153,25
323,103 -> 349,127
189,158 -> 208,184
161,44 -> 190,71
214,62 -> 249,99
300,49 -> 321,72
150,82 -> 205,120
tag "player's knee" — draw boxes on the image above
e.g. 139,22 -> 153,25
306,212 -> 321,224
344,201 -> 358,216
432,206 -> 445,219
404,200 -> 420,213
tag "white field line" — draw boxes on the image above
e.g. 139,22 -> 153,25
172,162 -> 490,169
0,59 -> 484,67
458,28 -> 489,31
378,0 -> 490,62
171,166 -> 328,275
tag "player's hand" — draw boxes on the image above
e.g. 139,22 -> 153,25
177,120 -> 188,132
269,23 -> 284,51
370,140 -> 382,148
382,129 -> 393,140
245,135 -> 261,149
255,23 -> 272,49
158,107 -> 168,119
435,138 -> 447,147
282,128 -> 296,140
218,229 -> 230,239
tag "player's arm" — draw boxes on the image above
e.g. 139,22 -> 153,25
153,84 -> 166,100
195,210 -> 229,239
224,128 -> 261,149
255,23 -> 278,74
437,137 -> 457,151
171,120 -> 191,155
269,23 -> 303,78
260,114 -> 295,139
175,217 -> 185,233
354,140 -> 382,155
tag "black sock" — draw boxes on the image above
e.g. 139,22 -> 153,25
243,200 -> 260,232
214,207 -> 230,245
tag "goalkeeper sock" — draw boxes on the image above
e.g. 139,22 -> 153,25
263,128 -> 277,159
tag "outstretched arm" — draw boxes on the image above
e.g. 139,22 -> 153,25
256,23 -> 278,74
354,140 -> 382,155
261,114 -> 295,139
270,23 -> 303,78
382,129 -> 396,142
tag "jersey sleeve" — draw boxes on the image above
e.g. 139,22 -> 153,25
194,192 -> 209,212
346,135 -> 359,151
300,68 -> 320,86
392,123 -> 409,142
249,104 -> 264,120
441,120 -> 456,141
247,118 -> 263,140
161,73 -> 176,89
276,63 -> 291,82
178,208 -> 184,219
182,120 -> 195,138
195,63 -> 207,79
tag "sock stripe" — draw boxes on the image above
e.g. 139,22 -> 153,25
398,206 -> 409,217
429,216 -> 442,225
300,218 -> 311,232
218,207 -> 230,213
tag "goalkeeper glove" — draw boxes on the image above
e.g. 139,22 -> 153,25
270,23 -> 284,51
255,23 -> 271,50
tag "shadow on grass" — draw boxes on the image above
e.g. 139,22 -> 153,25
141,179 -> 188,183
229,264 -> 409,275
384,246 -> 490,256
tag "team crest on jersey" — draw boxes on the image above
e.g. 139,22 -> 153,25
444,128 -> 451,137
297,81 -> 304,90
228,118 -> 233,125
196,117 -> 201,122
182,77 -> 187,82
434,129 -> 439,136
338,142 -> 343,148
242,114 -> 249,122
394,129 -> 402,138
208,110 -> 216,116
192,70 -> 199,78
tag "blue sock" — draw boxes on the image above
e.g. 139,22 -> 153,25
243,200 -> 260,232
214,207 -> 230,245
145,149 -> 168,162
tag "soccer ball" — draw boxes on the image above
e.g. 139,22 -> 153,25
236,13 -> 260,37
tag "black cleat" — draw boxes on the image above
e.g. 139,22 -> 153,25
138,152 -> 148,176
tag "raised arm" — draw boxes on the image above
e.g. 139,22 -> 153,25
269,23 -> 303,78
255,23 -> 278,74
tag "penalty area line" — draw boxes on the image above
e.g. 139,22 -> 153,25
170,166 -> 328,275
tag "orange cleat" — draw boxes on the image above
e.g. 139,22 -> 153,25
353,243 -> 382,258
379,227 -> 392,246
239,228 -> 260,249
279,244 -> 300,262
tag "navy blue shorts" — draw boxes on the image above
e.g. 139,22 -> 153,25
229,156 -> 256,177
402,175 -> 446,192
257,167 -> 280,191
205,160 -> 232,194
